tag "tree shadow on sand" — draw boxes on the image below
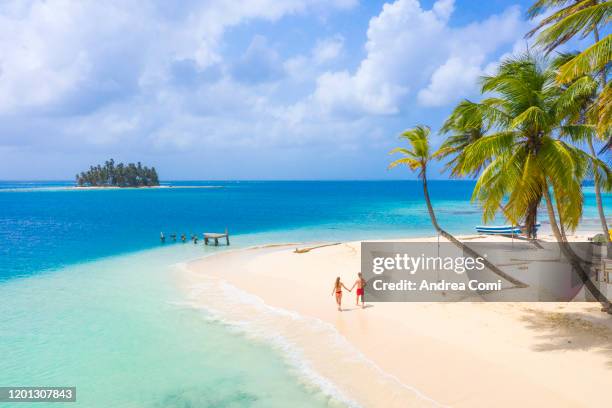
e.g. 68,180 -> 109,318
519,306 -> 612,368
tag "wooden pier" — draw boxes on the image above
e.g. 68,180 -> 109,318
204,229 -> 230,246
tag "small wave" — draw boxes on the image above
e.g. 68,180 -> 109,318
174,280 -> 359,407
176,267 -> 447,408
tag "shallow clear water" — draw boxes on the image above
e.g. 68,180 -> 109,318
0,246 -> 349,407
0,180 -> 609,407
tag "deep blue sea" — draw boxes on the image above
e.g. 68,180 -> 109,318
0,180 -> 608,408
0,180 -> 468,279
1,180 -> 609,280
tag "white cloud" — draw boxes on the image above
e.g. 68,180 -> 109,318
416,6 -> 528,107
312,35 -> 344,64
0,0 -> 533,179
232,35 -> 283,83
311,0 -> 526,114
0,0 -> 356,115
284,34 -> 345,83
417,56 -> 484,106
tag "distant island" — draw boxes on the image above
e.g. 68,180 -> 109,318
76,159 -> 159,187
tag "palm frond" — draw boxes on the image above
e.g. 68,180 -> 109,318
593,82 -> 612,136
388,157 -> 422,171
555,75 -> 597,117
557,34 -> 612,82
461,131 -> 518,175
526,0 -> 577,20
533,1 -> 612,53
511,106 -> 552,131
388,125 -> 432,175
559,124 -> 597,142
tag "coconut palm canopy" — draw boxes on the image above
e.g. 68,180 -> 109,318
442,54 -> 610,237
388,125 -> 431,177
526,0 -> 611,140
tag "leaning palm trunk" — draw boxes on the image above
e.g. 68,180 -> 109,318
421,174 -> 528,288
543,186 -> 611,313
555,199 -> 567,241
523,199 -> 540,240
586,136 -> 610,243
552,186 -> 567,242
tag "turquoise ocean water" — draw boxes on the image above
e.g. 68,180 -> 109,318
0,181 -> 609,407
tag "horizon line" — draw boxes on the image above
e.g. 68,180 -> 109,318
0,178 -> 481,182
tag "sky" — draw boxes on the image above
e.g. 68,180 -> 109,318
0,0 -> 563,180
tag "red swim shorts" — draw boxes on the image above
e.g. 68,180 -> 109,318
356,288 -> 364,296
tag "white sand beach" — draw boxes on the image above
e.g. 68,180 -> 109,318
179,233 -> 612,408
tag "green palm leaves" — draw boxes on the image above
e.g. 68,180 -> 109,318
557,34 -> 611,83
526,0 -> 611,136
388,125 -> 431,177
388,124 -> 530,288
439,55 -> 599,235
526,0 -> 610,241
437,101 -> 488,177
388,1 -> 611,309
526,0 -> 611,83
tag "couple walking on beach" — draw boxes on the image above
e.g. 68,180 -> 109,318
332,273 -> 365,311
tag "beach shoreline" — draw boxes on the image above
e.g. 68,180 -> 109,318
179,233 -> 612,408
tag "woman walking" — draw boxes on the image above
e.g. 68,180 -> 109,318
331,277 -> 351,311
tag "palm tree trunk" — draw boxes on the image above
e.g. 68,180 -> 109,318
552,186 -> 567,242
421,171 -> 528,288
556,198 -> 567,241
422,174 -> 441,231
586,135 -> 610,243
543,186 -> 611,312
524,198 -> 540,240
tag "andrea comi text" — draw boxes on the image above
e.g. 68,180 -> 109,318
372,279 -> 503,292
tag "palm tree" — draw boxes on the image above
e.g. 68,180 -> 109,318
436,100 -> 489,178
553,53 -> 612,242
527,0 -> 611,241
459,54 -> 611,311
460,55 -> 589,235
389,125 -> 527,287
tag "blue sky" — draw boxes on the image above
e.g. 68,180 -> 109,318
0,0 -> 559,180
